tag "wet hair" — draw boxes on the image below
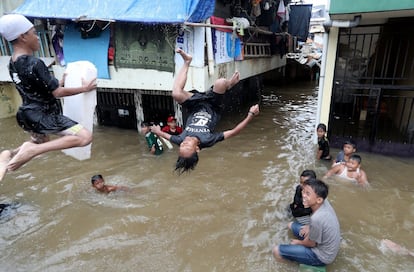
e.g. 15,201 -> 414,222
91,174 -> 103,185
349,154 -> 362,164
303,178 -> 329,199
343,138 -> 357,149
317,123 -> 327,132
300,169 -> 317,179
175,153 -> 199,174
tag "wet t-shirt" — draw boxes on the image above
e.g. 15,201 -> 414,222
8,55 -> 77,134
9,55 -> 60,108
318,136 -> 330,159
145,132 -> 164,155
309,200 -> 341,264
170,92 -> 224,148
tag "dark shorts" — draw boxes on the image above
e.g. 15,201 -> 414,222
16,102 -> 78,135
184,87 -> 224,113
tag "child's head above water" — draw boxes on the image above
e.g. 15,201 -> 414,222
91,174 -> 103,185
300,169 -> 317,185
316,123 -> 327,139
303,178 -> 329,200
349,154 -> 361,164
140,122 -> 151,134
343,139 -> 357,154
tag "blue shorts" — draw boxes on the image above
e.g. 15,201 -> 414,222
278,222 -> 325,266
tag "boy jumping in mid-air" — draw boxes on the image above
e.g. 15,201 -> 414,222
0,14 -> 97,181
151,48 -> 259,174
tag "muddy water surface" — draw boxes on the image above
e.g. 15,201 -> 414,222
0,82 -> 413,271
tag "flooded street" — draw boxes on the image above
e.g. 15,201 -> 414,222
0,81 -> 413,272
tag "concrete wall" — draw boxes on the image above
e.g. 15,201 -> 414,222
0,83 -> 21,118
319,27 -> 339,128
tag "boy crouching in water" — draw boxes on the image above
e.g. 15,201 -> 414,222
273,178 -> 340,267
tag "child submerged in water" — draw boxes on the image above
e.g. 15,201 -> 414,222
91,174 -> 128,194
324,154 -> 369,187
141,122 -> 164,155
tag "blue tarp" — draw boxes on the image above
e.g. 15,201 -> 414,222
13,0 -> 215,23
63,23 -> 110,79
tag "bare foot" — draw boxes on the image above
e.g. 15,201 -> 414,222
7,142 -> 38,171
176,48 -> 192,63
228,71 -> 240,89
0,150 -> 12,181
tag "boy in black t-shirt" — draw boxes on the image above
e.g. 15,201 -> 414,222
151,48 -> 259,174
0,14 -> 97,181
289,170 -> 316,225
316,123 -> 331,160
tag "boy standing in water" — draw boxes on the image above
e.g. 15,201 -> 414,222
141,123 -> 164,155
316,123 -> 331,160
273,178 -> 341,267
150,48 -> 259,174
0,14 -> 97,181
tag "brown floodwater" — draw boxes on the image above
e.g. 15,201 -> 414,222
0,81 -> 413,272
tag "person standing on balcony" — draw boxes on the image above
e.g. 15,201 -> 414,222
0,14 -> 97,181
150,48 -> 259,174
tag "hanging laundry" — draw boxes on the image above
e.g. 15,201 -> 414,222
251,0 -> 262,17
277,0 -> 287,24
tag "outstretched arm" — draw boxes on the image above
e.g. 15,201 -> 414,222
53,77 -> 97,98
323,164 -> 342,179
223,104 -> 259,139
151,125 -> 172,141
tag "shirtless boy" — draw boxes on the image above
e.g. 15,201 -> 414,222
91,174 -> 128,194
324,154 -> 369,187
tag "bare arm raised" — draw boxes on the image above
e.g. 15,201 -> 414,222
223,104 -> 259,139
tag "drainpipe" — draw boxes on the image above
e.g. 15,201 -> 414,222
323,15 -> 361,29
205,18 -> 215,76
315,0 -> 361,143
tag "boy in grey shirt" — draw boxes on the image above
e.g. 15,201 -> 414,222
273,178 -> 340,266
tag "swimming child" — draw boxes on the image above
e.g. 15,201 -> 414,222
323,154 -> 369,187
289,170 -> 316,225
141,122 -> 164,155
316,123 -> 331,160
162,116 -> 183,136
91,174 -> 128,194
332,138 -> 356,167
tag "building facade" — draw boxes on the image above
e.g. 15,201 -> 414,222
318,0 -> 414,156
